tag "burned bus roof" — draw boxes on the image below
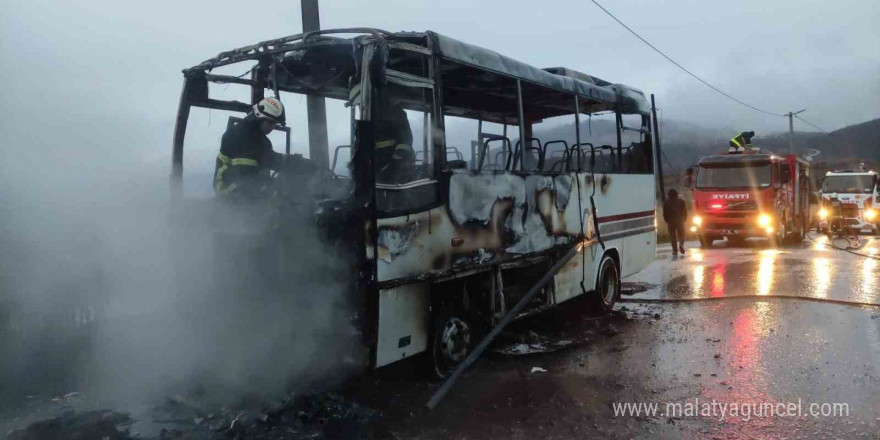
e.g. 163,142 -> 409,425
430,33 -> 649,114
183,28 -> 651,115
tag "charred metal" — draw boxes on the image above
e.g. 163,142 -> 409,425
171,28 -> 660,374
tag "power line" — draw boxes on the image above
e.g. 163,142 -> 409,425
795,115 -> 832,134
588,0 -> 786,117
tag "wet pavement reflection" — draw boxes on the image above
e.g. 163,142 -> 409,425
628,235 -> 880,305
362,234 -> 880,439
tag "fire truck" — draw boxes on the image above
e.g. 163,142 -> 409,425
689,150 -> 810,247
817,169 -> 879,235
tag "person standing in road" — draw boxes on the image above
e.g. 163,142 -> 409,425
663,189 -> 688,256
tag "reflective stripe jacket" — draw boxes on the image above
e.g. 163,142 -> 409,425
373,104 -> 414,182
729,132 -> 754,149
213,119 -> 284,198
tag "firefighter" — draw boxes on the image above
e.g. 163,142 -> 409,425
374,96 -> 416,183
213,97 -> 314,201
728,131 -> 755,153
663,189 -> 688,256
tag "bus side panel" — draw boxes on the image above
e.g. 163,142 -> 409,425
622,230 -> 656,277
553,171 -> 598,303
587,173 -> 656,278
375,282 -> 430,368
553,241 -> 596,303
375,173 -> 581,283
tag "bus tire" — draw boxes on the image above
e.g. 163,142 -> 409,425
588,254 -> 620,313
426,306 -> 474,379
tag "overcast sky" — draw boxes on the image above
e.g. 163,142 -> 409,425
2,0 -> 878,178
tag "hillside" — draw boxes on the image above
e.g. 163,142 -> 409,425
668,117 -> 880,168
534,117 -> 880,170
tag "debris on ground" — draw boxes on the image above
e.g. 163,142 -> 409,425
493,339 -> 575,355
600,325 -> 620,337
159,392 -> 379,440
6,410 -> 136,440
620,282 -> 656,295
7,392 -> 379,440
530,367 -> 548,374
610,344 -> 629,353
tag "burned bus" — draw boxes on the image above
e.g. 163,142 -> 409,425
171,29 -> 661,376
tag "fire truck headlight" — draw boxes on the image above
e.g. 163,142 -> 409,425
758,214 -> 772,227
693,215 -> 702,226
866,209 -> 877,221
818,208 -> 828,219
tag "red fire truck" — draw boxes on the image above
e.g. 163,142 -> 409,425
689,150 -> 810,247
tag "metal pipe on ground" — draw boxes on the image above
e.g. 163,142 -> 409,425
426,242 -> 585,409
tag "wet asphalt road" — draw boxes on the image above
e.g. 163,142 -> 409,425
4,235 -> 878,439
359,234 -> 880,439
631,234 -> 880,304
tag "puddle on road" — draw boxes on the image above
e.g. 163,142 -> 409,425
627,243 -> 880,304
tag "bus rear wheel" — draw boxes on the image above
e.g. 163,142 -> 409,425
588,254 -> 620,314
427,307 -> 474,379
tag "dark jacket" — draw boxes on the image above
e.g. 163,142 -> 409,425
213,118 -> 285,198
663,196 -> 688,225
373,103 -> 415,183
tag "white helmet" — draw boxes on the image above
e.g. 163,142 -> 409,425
253,97 -> 285,124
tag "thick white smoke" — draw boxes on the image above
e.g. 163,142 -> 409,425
0,113 -> 362,411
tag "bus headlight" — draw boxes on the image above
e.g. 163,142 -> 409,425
818,208 -> 828,219
758,214 -> 772,227
866,209 -> 877,221
693,215 -> 702,227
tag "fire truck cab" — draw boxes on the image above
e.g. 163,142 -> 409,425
817,169 -> 879,235
690,150 -> 810,247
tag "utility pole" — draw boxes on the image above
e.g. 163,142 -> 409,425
301,0 -> 330,169
785,109 -> 806,154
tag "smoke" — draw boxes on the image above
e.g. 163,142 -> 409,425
0,115 -> 362,411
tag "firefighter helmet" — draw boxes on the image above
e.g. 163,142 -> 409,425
253,97 -> 285,124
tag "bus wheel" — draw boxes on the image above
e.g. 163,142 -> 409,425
428,308 -> 473,379
589,254 -> 620,313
